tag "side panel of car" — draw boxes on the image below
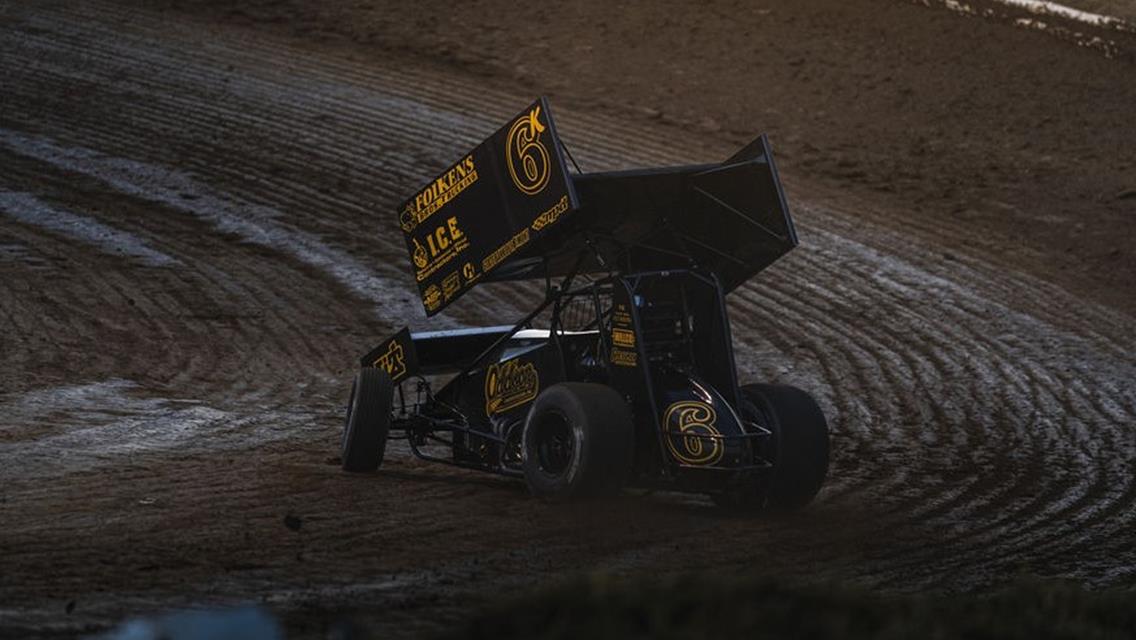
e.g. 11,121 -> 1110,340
605,271 -> 747,480
445,340 -> 566,469
651,370 -> 752,471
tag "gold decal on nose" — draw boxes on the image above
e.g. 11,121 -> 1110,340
664,401 -> 723,466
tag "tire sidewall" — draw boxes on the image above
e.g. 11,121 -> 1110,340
341,367 -> 392,472
523,388 -> 586,496
715,384 -> 828,512
745,383 -> 829,510
522,383 -> 632,499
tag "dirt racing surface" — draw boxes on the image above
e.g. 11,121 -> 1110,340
1,0 -> 1134,637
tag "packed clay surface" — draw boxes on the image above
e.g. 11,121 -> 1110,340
1,1 -> 1133,637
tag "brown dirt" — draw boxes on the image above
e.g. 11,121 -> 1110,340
0,1 -> 1133,638
157,0 -> 1136,315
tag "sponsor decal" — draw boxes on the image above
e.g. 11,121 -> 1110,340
611,348 -> 638,368
482,228 -> 530,273
612,303 -> 632,328
423,284 -> 442,312
441,270 -> 461,301
663,401 -> 724,466
485,359 -> 540,415
372,340 -> 408,382
411,237 -> 429,269
401,155 -> 478,233
360,327 -> 419,381
612,328 -> 636,349
461,261 -> 478,284
414,216 -> 471,283
506,105 -> 551,196
530,194 -> 570,231
610,301 -> 637,365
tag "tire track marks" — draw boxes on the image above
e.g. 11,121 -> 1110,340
0,3 -> 1133,634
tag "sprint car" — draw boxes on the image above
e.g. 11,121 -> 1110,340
341,98 -> 828,509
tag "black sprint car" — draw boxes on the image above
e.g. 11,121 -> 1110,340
342,98 -> 828,510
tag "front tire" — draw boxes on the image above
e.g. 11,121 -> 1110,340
341,367 -> 393,472
522,383 -> 634,499
714,383 -> 829,511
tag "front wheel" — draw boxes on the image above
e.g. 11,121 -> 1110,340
714,383 -> 829,511
522,383 -> 634,499
341,367 -> 393,472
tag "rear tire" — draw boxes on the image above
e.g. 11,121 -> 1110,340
341,367 -> 393,472
522,383 -> 634,499
714,383 -> 829,511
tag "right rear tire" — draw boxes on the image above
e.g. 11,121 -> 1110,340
341,367 -> 393,472
713,383 -> 829,512
522,383 -> 634,499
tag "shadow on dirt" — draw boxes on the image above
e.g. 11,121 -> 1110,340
442,575 -> 1136,640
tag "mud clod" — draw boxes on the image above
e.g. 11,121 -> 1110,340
284,514 -> 303,532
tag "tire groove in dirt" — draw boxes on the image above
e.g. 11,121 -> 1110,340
0,153 -> 310,401
717,222 -> 1136,586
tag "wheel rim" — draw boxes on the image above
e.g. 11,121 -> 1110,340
533,410 -> 574,476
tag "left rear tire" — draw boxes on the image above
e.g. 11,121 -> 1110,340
522,383 -> 634,499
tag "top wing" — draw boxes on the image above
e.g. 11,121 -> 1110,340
488,134 -> 798,293
392,95 -> 796,316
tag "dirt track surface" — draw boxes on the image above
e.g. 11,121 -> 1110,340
1,1 -> 1134,637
